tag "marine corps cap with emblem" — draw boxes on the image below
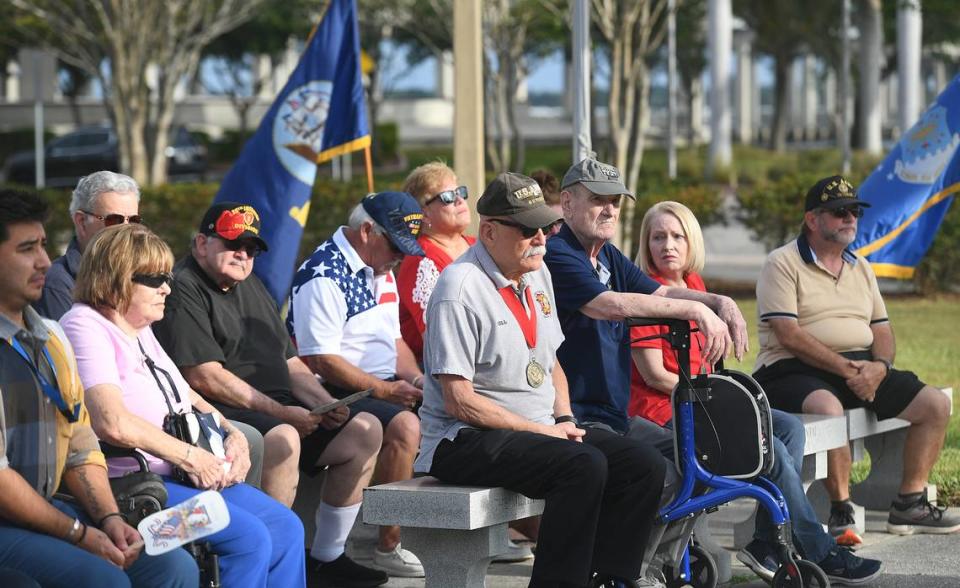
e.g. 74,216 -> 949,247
199,201 -> 269,251
804,175 -> 872,211
561,157 -> 635,199
361,191 -> 426,256
478,172 -> 563,229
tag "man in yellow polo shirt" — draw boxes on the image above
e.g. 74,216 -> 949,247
754,175 -> 959,543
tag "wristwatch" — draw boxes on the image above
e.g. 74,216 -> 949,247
877,358 -> 893,373
555,414 -> 578,426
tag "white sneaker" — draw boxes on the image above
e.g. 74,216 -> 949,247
371,543 -> 425,578
492,539 -> 535,563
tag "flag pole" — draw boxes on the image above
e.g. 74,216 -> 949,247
364,144 -> 375,193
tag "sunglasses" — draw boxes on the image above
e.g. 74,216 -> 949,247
426,185 -> 469,205
82,210 -> 143,226
489,218 -> 559,239
132,272 -> 174,288
211,235 -> 264,258
822,206 -> 864,219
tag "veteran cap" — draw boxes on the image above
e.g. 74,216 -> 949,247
561,157 -> 635,199
199,202 -> 269,251
360,191 -> 426,256
477,172 -> 563,229
804,175 -> 871,212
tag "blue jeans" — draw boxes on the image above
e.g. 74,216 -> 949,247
165,480 -> 306,588
754,410 -> 835,562
0,499 -> 198,588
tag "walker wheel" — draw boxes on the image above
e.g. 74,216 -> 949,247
771,559 -> 829,588
664,544 -> 718,588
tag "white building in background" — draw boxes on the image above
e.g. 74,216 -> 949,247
0,34 -> 953,148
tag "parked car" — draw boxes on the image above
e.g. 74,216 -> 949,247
2,125 -> 207,187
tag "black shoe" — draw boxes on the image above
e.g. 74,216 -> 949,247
817,547 -> 883,586
308,552 -> 388,588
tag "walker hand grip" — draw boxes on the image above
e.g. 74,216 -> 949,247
627,317 -> 691,333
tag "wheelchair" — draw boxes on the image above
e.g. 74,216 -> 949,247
102,444 -> 221,588
593,318 -> 829,588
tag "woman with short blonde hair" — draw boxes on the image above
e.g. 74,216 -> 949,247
396,160 -> 475,363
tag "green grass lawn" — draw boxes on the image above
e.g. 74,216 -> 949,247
725,295 -> 960,505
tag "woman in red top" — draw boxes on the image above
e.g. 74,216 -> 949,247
397,162 -> 475,363
629,201 -> 709,425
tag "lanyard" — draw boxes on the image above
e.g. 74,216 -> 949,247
498,285 -> 537,349
6,336 -> 80,423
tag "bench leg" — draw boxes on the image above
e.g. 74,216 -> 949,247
805,451 -> 865,534
402,523 -> 510,588
850,428 -> 938,510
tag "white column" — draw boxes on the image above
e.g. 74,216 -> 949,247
859,0 -> 883,155
897,0 -> 922,133
824,69 -> 837,117
255,55 -> 273,98
690,77 -> 705,143
5,60 -> 21,102
802,54 -> 818,141
933,60 -> 948,95
438,51 -> 454,100
734,31 -> 753,144
708,0 -> 732,169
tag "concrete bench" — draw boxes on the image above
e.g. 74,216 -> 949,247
362,477 -> 544,588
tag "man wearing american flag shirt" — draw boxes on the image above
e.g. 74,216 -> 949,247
287,191 -> 427,579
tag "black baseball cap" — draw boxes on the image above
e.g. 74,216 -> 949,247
199,202 -> 269,251
360,191 -> 426,256
561,157 -> 635,199
804,175 -> 871,212
477,172 -> 563,228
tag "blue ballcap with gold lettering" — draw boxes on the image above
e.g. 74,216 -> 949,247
360,191 -> 426,256
561,157 -> 635,199
477,172 -> 563,229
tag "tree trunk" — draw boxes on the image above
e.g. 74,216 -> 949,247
507,57 -> 525,172
621,62 -> 651,258
769,54 -> 790,152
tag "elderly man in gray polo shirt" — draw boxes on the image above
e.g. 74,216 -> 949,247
415,172 -> 666,588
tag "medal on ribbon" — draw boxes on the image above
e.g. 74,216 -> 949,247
498,284 -> 544,388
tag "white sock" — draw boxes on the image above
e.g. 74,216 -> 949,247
310,501 -> 361,563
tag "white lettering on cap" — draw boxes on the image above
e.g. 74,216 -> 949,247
513,184 -> 543,201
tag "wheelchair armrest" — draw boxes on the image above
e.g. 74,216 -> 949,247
626,317 -> 692,333
100,443 -> 152,473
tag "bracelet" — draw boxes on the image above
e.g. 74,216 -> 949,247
98,512 -> 127,528
182,445 -> 193,466
555,414 -> 578,426
65,518 -> 83,544
412,375 -> 424,388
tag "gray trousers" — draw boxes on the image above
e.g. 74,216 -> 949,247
229,419 -> 264,488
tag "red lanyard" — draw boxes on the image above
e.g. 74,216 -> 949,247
498,285 -> 537,349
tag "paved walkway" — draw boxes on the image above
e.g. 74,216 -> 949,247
345,504 -> 960,587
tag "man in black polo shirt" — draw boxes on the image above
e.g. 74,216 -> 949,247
153,202 -> 387,588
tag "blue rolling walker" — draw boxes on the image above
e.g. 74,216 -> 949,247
593,318 -> 828,588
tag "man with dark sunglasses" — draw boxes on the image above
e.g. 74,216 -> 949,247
154,201 -> 390,587
35,171 -> 141,320
416,172 -> 666,587
755,174 -> 960,541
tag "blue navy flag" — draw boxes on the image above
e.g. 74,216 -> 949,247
853,75 -> 960,279
213,0 -> 369,303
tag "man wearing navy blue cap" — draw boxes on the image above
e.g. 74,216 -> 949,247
154,201 -> 389,588
288,191 -> 427,578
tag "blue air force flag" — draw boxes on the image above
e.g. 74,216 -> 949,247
213,0 -> 369,303
853,75 -> 960,279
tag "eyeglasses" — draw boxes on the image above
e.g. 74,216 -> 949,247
822,206 -> 864,219
425,185 -> 468,205
489,218 -> 559,239
132,272 -> 174,288
82,210 -> 142,226
211,235 -> 263,258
